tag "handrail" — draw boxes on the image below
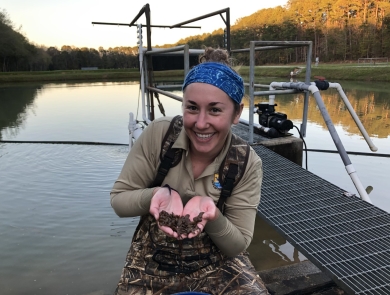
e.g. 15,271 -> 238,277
146,86 -> 183,102
143,48 -> 205,55
270,81 -> 372,203
245,40 -> 312,143
170,8 -> 230,52
254,89 -> 299,96
144,45 -> 187,55
91,21 -> 200,29
328,83 -> 378,152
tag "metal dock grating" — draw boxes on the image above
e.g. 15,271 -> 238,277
252,144 -> 390,295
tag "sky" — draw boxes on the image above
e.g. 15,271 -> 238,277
2,0 -> 288,50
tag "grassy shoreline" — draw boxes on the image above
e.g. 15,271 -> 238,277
1,63 -> 390,83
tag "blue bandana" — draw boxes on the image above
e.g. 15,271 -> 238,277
182,62 -> 244,104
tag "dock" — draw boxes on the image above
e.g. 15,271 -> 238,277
234,125 -> 390,295
110,4 -> 389,293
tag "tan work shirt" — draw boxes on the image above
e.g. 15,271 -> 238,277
110,116 -> 263,257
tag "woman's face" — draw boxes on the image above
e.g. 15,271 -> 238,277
182,83 -> 243,159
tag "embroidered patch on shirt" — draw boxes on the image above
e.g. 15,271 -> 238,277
212,173 -> 222,190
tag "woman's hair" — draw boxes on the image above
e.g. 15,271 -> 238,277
199,47 -> 231,66
198,47 -> 242,114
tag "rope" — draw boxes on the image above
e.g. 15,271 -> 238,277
0,140 -> 127,146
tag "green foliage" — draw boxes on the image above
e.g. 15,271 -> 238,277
173,0 -> 390,64
0,8 -> 139,72
3,1 -> 390,72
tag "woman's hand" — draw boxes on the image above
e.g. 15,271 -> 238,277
149,186 -> 183,238
181,196 -> 218,239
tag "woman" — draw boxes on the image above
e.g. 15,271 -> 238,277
110,47 -> 268,294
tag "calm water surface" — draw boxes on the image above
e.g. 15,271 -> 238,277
1,80 -> 390,295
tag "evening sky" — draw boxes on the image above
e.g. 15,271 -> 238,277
2,0 -> 288,49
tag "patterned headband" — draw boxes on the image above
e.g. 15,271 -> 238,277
182,62 -> 244,104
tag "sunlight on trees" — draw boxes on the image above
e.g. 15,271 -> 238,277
2,1 -> 390,71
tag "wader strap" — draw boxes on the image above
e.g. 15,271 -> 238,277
152,142 -> 176,187
217,163 -> 238,213
152,116 -> 251,214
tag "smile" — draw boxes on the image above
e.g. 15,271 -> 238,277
195,132 -> 214,139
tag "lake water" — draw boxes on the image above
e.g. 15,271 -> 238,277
1,79 -> 390,295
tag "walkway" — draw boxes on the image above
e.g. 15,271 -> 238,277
251,143 -> 390,295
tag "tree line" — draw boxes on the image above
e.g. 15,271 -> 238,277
0,9 -> 139,72
176,0 -> 390,64
2,0 -> 390,72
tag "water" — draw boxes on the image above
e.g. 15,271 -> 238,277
1,80 -> 390,294
0,144 -> 134,295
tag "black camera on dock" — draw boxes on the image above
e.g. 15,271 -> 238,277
255,103 -> 293,138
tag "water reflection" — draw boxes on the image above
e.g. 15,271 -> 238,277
0,85 -> 41,140
0,81 -> 389,294
248,217 -> 306,271
1,80 -> 390,142
0,81 -> 145,143
246,82 -> 390,139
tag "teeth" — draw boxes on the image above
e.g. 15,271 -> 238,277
196,133 -> 213,138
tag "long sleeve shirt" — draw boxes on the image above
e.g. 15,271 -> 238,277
110,116 -> 263,257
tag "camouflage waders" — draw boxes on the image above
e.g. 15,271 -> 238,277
114,215 -> 268,295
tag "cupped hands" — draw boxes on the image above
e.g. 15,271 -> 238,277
149,186 -> 218,239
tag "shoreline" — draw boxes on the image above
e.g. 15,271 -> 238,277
1,63 -> 390,83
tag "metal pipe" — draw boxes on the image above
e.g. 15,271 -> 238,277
138,28 -> 151,125
253,41 -> 312,46
146,86 -> 183,102
301,41 -> 313,138
270,82 -> 372,203
170,8 -> 229,28
244,83 -> 271,88
248,41 -> 255,144
143,56 -> 151,121
91,22 -> 200,28
129,4 -> 148,27
232,45 -> 306,53
155,85 -> 183,89
143,4 -> 155,121
144,45 -> 187,55
239,118 -> 279,138
184,44 -> 190,76
231,41 -> 312,53
225,8 -> 230,53
143,48 -> 204,55
268,85 -> 276,107
254,89 -> 298,96
304,149 -> 389,157
128,112 -> 134,150
328,82 -> 378,152
239,118 -> 260,128
128,112 -> 144,151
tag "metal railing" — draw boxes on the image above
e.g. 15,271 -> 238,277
122,8 -> 377,203
231,41 -> 313,142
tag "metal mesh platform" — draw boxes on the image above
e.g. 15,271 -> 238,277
252,145 -> 390,295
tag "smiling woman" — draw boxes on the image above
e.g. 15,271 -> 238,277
110,47 -> 268,294
182,83 -> 242,177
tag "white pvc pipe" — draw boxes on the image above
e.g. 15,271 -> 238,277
138,25 -> 151,125
239,118 -> 275,135
269,82 -> 372,203
346,164 -> 372,203
239,118 -> 262,129
128,112 -> 144,153
128,112 -> 136,151
268,85 -> 276,106
328,83 -> 378,152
